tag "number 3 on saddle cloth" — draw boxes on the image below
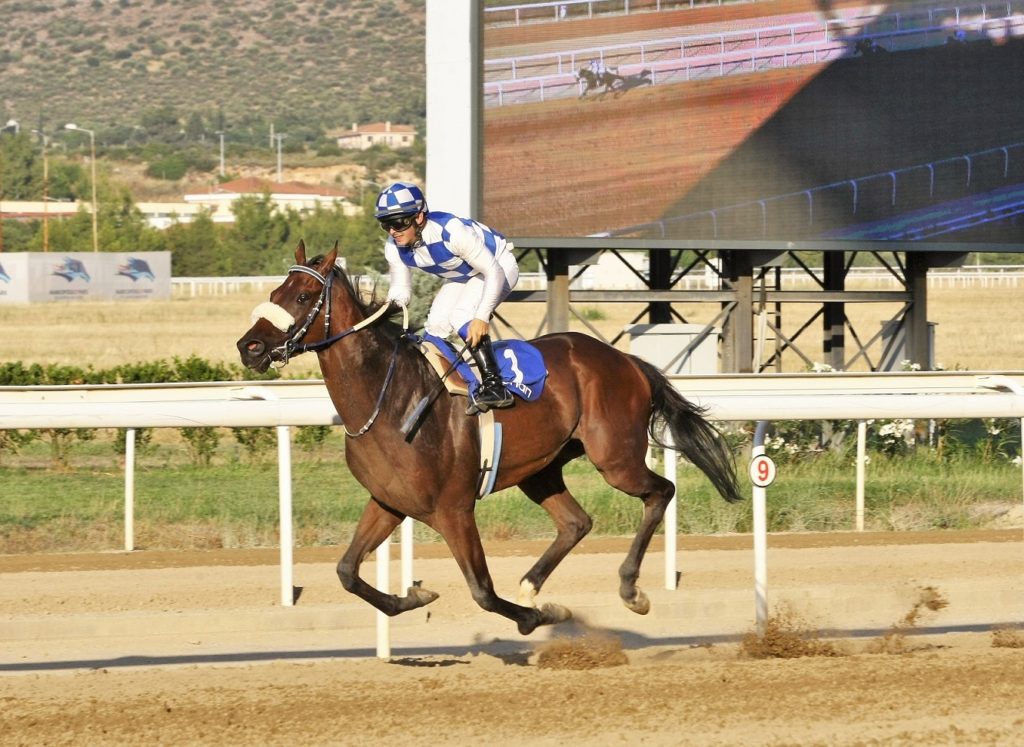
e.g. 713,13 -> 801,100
419,332 -> 548,404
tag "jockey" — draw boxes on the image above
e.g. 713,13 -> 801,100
376,181 -> 518,415
589,57 -> 606,78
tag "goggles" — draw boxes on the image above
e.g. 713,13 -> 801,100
378,214 -> 418,233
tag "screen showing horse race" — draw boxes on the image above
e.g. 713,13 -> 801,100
480,0 -> 1024,245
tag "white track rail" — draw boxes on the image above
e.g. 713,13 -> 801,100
3,372 -> 1022,654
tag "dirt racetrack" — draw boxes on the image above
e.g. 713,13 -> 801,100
2,530 -> 1022,745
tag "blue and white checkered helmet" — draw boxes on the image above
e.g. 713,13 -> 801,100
374,182 -> 426,219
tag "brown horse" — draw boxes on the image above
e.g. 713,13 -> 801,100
237,242 -> 741,635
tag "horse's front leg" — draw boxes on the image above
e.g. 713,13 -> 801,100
336,498 -> 439,616
435,507 -> 571,635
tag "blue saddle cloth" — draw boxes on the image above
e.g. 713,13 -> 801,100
421,333 -> 547,402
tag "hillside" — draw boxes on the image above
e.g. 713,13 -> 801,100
0,0 -> 425,142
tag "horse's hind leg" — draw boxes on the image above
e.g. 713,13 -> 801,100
433,507 -> 571,635
589,443 -> 676,614
336,498 -> 439,616
614,469 -> 675,614
516,463 -> 593,607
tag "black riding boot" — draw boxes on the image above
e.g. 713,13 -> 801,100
467,335 -> 514,415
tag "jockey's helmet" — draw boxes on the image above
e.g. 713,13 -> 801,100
375,182 -> 426,219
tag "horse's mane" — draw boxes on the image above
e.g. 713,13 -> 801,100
307,254 -> 407,342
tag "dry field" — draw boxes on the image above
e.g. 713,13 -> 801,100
0,282 -> 1021,374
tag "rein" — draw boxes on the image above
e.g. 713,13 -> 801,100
272,263 -> 408,438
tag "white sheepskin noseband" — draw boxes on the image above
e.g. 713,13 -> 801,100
250,302 -> 295,332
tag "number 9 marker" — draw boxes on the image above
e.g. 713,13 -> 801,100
749,453 -> 777,488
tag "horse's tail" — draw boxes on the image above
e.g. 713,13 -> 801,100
633,356 -> 743,504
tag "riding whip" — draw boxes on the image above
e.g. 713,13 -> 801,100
400,341 -> 469,440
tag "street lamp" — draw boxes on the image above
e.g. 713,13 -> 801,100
214,130 -> 225,177
359,179 -> 381,204
31,129 -> 50,252
65,123 -> 98,252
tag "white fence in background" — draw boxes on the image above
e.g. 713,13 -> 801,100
173,266 -> 1024,297
2,372 -> 1022,654
171,274 -> 376,297
485,0 -> 747,28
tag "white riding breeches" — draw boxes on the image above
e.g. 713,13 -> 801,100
424,251 -> 519,340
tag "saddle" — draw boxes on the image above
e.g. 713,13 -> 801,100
417,338 -> 470,397
416,334 -> 547,404
414,336 -> 547,497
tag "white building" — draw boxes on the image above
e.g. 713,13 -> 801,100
2,177 -> 359,232
182,177 -> 359,223
333,121 -> 417,150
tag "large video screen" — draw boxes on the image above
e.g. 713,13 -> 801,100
481,0 -> 1024,244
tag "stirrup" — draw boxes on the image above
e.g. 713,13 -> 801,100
466,386 -> 513,416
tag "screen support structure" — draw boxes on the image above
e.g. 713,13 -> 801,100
503,239 -> 968,373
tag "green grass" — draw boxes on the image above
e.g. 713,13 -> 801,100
1,428 -> 1020,554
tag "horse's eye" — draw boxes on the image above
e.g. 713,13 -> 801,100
298,292 -> 311,304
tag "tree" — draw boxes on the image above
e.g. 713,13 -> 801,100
221,195 -> 294,275
0,219 -> 37,253
165,212 -> 221,276
45,160 -> 84,202
0,131 -> 41,200
184,112 -> 205,143
99,191 -> 167,254
45,210 -> 96,254
140,105 -> 183,144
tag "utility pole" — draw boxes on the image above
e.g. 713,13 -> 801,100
274,133 -> 286,183
215,130 -> 225,177
32,129 -> 50,251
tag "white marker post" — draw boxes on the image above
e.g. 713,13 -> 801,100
663,433 -> 678,590
376,534 -> 391,659
124,427 -> 135,552
749,421 -> 776,635
277,425 -> 294,607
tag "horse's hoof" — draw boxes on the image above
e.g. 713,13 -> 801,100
516,603 -> 571,635
406,586 -> 439,609
539,602 -> 572,626
517,611 -> 542,636
623,589 -> 650,615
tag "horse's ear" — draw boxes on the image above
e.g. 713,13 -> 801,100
319,245 -> 338,274
294,240 -> 307,265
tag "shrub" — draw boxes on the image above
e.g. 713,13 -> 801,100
145,154 -> 188,181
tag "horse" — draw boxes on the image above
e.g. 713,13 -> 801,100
236,241 -> 742,635
855,38 -> 889,56
576,66 -> 625,98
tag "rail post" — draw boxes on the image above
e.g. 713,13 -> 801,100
124,427 -> 135,552
277,425 -> 294,607
749,420 -> 776,634
663,432 -> 678,590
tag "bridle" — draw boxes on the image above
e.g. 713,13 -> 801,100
266,263 -> 408,438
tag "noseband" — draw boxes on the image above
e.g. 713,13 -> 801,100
262,263 -> 407,438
